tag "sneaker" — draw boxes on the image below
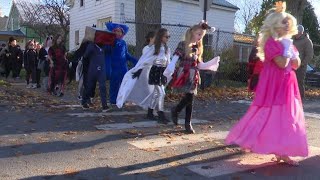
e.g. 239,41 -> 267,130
26,84 -> 32,88
36,84 -> 41,88
82,104 -> 90,109
88,102 -> 94,107
77,96 -> 82,101
31,84 -> 37,89
102,105 -> 111,112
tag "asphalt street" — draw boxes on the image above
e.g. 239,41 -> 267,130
0,81 -> 320,180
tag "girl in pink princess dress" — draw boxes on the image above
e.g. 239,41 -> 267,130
225,1 -> 308,166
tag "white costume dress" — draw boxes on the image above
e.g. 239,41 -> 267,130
117,45 -> 170,109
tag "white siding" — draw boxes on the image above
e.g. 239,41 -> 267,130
162,0 -> 236,31
68,0 -> 237,51
114,0 -> 136,45
162,0 -> 236,52
69,0 -> 116,50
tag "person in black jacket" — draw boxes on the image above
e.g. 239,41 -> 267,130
24,40 -> 38,88
0,43 -> 7,76
3,37 -> 20,79
16,45 -> 23,79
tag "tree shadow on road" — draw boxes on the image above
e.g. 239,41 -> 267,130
20,151 -> 320,180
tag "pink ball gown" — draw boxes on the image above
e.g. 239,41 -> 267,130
225,37 -> 308,157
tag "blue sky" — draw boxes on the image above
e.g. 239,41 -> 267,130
1,0 -> 12,16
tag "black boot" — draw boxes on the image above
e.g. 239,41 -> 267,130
171,107 -> 179,125
171,94 -> 189,125
157,111 -> 168,124
185,94 -> 195,134
146,108 -> 155,120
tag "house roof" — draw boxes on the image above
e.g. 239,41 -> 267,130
194,0 -> 239,10
234,34 -> 255,44
12,0 -> 55,24
212,0 -> 239,10
0,29 -> 26,37
0,16 -> 8,30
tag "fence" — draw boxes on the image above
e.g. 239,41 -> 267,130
123,21 -> 320,91
123,21 -> 255,84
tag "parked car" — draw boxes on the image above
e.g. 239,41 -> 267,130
305,64 -> 320,87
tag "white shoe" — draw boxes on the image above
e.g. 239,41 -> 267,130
26,84 -> 32,88
31,84 -> 37,89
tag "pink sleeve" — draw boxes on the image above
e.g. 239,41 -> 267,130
264,38 -> 283,61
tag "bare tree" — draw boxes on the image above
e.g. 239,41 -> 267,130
135,0 -> 161,57
229,0 -> 262,34
15,0 -> 69,42
44,0 -> 70,41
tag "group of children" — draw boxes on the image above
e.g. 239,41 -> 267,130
23,34 -> 68,96
0,35 -> 68,97
74,1 -> 308,166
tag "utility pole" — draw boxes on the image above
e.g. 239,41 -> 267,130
200,0 -> 211,20
203,0 -> 207,20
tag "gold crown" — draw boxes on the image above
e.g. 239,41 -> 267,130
275,1 -> 286,13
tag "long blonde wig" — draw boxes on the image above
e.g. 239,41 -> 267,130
184,24 -> 206,62
257,8 -> 297,60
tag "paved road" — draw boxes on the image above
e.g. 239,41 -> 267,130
0,81 -> 320,180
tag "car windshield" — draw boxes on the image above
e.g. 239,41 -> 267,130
307,64 -> 314,72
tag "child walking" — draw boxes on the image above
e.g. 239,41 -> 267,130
225,1 -> 308,165
164,21 -> 220,134
117,28 -> 171,124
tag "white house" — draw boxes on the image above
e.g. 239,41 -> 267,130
67,0 -> 238,51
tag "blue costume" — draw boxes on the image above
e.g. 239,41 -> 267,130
82,42 -> 108,108
105,22 -> 138,104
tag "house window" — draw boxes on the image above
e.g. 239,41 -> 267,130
80,0 -> 84,7
97,17 -> 112,29
120,3 -> 125,23
75,30 -> 79,46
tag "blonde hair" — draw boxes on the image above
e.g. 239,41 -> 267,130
257,10 -> 297,60
184,24 -> 206,62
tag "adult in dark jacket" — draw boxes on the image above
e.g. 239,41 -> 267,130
0,43 -> 6,76
2,37 -> 20,79
293,25 -> 314,100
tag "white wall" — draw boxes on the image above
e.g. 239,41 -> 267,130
68,0 -> 237,51
69,0 -> 116,50
162,0 -> 236,31
162,0 -> 237,52
115,0 -> 136,45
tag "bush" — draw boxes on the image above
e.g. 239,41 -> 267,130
217,47 -> 248,82
128,44 -> 136,57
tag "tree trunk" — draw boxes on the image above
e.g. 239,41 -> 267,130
135,0 -> 161,57
286,0 -> 307,24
